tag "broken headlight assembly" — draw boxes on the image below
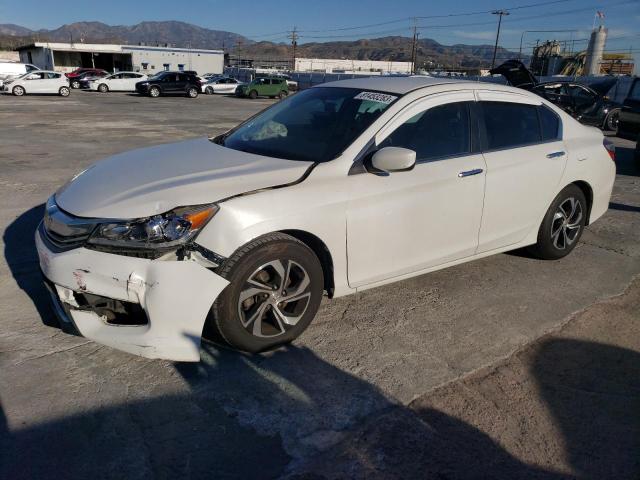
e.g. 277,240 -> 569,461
86,204 -> 218,254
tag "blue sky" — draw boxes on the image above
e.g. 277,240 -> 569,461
2,0 -> 639,67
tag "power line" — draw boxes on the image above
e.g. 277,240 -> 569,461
295,0 -> 578,34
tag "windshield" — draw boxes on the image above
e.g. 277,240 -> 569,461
218,87 -> 398,162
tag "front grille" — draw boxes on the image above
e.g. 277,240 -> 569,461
41,198 -> 99,251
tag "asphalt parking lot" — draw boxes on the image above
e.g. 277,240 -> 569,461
1,90 -> 639,479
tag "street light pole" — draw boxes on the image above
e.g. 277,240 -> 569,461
491,10 -> 509,69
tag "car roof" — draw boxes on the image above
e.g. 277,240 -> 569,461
316,76 -> 467,94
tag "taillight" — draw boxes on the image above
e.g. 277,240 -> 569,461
603,139 -> 615,162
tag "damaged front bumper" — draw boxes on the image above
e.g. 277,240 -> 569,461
35,228 -> 229,361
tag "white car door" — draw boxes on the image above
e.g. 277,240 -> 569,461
346,92 -> 487,287
107,73 -> 125,90
475,91 -> 567,252
121,73 -> 142,91
213,78 -> 233,93
23,72 -> 46,92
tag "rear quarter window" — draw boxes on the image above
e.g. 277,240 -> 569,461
538,105 -> 561,141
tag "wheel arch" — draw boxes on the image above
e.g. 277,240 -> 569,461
571,180 -> 594,225
279,229 -> 335,298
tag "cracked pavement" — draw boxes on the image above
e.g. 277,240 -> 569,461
1,92 -> 639,479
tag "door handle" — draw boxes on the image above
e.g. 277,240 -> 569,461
458,168 -> 483,178
546,151 -> 566,158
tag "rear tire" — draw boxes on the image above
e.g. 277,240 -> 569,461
187,86 -> 199,98
71,80 -> 80,89
249,89 -> 258,99
528,184 -> 587,260
59,86 -> 70,97
206,233 -> 324,353
98,83 -> 108,93
12,85 -> 25,96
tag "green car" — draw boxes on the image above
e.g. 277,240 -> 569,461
237,77 -> 289,99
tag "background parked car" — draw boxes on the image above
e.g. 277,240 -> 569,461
490,60 -> 621,131
236,77 -> 288,99
135,71 -> 201,98
68,69 -> 109,89
89,72 -> 148,92
2,70 -> 70,97
0,61 -> 39,88
532,79 -> 621,131
77,70 -> 111,89
618,77 -> 640,143
202,76 -> 244,94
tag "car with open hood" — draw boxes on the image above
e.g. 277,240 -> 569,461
36,77 -> 615,361
490,60 -> 622,131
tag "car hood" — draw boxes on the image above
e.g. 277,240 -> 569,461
55,137 -> 313,219
490,60 -> 538,89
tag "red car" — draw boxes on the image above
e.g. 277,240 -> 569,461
65,68 -> 108,89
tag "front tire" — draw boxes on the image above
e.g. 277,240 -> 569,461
604,109 -> 619,132
149,86 -> 160,98
528,184 -> 587,260
207,233 -> 324,353
278,90 -> 287,99
98,83 -> 108,93
59,86 -> 70,97
187,86 -> 199,98
12,85 -> 25,96
71,80 -> 80,89
249,89 -> 258,99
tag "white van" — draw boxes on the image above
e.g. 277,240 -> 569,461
0,62 -> 40,87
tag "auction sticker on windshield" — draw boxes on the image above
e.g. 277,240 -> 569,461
353,92 -> 398,104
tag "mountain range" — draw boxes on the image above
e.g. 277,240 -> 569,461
0,21 -> 521,69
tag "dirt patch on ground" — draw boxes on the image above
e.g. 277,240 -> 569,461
293,277 -> 640,479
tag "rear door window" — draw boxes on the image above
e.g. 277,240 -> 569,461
481,101 -> 541,150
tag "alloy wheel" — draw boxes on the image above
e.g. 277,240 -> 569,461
237,259 -> 312,338
606,111 -> 619,131
13,86 -> 24,96
550,197 -> 583,250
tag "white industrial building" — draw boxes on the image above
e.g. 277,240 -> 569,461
16,42 -> 224,75
294,57 -> 413,74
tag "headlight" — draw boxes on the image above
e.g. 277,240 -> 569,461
87,204 -> 218,250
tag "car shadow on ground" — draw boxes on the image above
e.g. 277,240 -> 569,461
2,337 -> 638,479
2,203 -> 58,328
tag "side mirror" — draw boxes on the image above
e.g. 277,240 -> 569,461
370,147 -> 416,173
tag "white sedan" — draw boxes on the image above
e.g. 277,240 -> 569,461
36,77 -> 615,361
90,72 -> 148,92
3,70 -> 70,96
202,76 -> 244,94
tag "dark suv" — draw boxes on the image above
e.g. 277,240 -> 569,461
618,77 -> 640,158
135,71 -> 201,98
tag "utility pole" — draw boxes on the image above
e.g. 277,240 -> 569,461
491,10 -> 509,68
410,18 -> 418,75
289,26 -> 298,71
